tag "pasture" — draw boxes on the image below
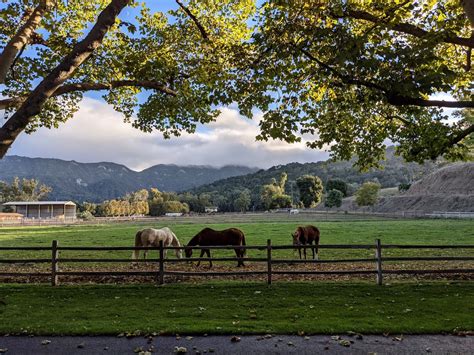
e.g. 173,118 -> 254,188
0,216 -> 473,335
0,217 -> 473,276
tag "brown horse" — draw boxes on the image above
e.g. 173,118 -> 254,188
185,227 -> 246,267
291,225 -> 320,260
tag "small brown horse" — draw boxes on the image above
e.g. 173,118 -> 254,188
185,227 -> 246,267
292,225 -> 320,260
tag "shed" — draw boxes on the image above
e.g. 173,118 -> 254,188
2,201 -> 76,220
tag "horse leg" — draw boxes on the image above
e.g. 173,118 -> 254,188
235,248 -> 242,267
206,249 -> 212,268
197,249 -> 205,267
315,242 -> 319,261
298,246 -> 302,259
311,240 -> 315,260
304,244 -> 307,259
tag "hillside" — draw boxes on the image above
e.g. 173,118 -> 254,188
340,163 -> 474,213
0,156 -> 257,202
189,147 -> 439,198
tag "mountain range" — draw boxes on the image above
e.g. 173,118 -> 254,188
0,156 -> 257,202
0,148 -> 440,203
189,147 -> 440,198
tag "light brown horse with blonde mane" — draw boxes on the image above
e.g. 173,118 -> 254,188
132,227 -> 182,260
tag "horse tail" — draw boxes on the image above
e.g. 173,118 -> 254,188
132,230 -> 142,260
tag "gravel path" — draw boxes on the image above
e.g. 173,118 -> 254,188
1,334 -> 473,354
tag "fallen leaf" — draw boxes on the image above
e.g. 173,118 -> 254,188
231,336 -> 241,343
339,339 -> 351,347
0,349 -> 7,353
41,340 -> 51,345
174,346 -> 187,354
77,342 -> 85,349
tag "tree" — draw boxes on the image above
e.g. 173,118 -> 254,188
233,189 -> 251,212
296,175 -> 323,208
270,194 -> 292,209
325,189 -> 344,209
0,177 -> 52,203
234,1 -> 474,168
326,179 -> 348,197
355,182 -> 381,207
260,173 -> 291,210
0,0 -> 255,157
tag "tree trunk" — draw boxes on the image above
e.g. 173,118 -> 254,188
0,0 -> 130,158
0,0 -> 52,83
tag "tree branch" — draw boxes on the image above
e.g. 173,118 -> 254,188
298,46 -> 474,109
0,80 -> 177,110
335,8 -> 474,48
449,123 -> 474,146
386,95 -> 474,108
0,0 -> 52,83
175,0 -> 209,40
0,0 -> 131,158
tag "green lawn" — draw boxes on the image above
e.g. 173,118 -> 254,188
0,219 -> 473,261
0,282 -> 473,335
1,219 -> 473,335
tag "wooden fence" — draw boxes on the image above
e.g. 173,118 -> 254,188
1,239 -> 474,286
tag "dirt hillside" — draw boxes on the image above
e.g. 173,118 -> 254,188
341,162 -> 474,213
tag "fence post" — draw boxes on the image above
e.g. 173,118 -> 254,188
159,240 -> 164,285
51,240 -> 59,286
267,239 -> 272,285
375,238 -> 383,285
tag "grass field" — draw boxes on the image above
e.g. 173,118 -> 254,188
1,217 -> 473,334
0,282 -> 473,335
1,217 -> 473,259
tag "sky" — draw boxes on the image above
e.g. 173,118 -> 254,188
7,97 -> 329,171
2,0 -> 331,171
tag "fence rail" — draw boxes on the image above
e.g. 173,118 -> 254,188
1,239 -> 474,286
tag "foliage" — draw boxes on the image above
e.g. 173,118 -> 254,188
77,210 -> 95,220
233,189 -> 251,212
235,1 -> 474,168
148,189 -> 189,215
398,183 -> 412,192
0,177 -> 51,203
1,1 -> 472,166
190,147 -> 439,208
355,182 -> 381,206
296,175 -> 323,208
325,189 -> 344,209
0,0 -> 256,156
260,173 -> 291,209
270,193 -> 292,209
326,179 -> 348,197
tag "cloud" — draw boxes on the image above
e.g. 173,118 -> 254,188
7,97 -> 329,170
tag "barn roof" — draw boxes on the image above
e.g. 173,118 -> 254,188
2,201 -> 76,206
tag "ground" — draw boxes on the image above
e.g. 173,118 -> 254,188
0,214 -> 473,335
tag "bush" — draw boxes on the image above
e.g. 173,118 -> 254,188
355,182 -> 381,206
77,211 -> 95,220
398,183 -> 411,192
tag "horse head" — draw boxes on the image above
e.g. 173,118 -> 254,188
184,246 -> 193,258
292,228 -> 302,246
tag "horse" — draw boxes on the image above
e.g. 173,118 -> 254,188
132,227 -> 182,261
291,225 -> 320,260
185,227 -> 246,267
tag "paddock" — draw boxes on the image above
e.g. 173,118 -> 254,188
0,217 -> 473,285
